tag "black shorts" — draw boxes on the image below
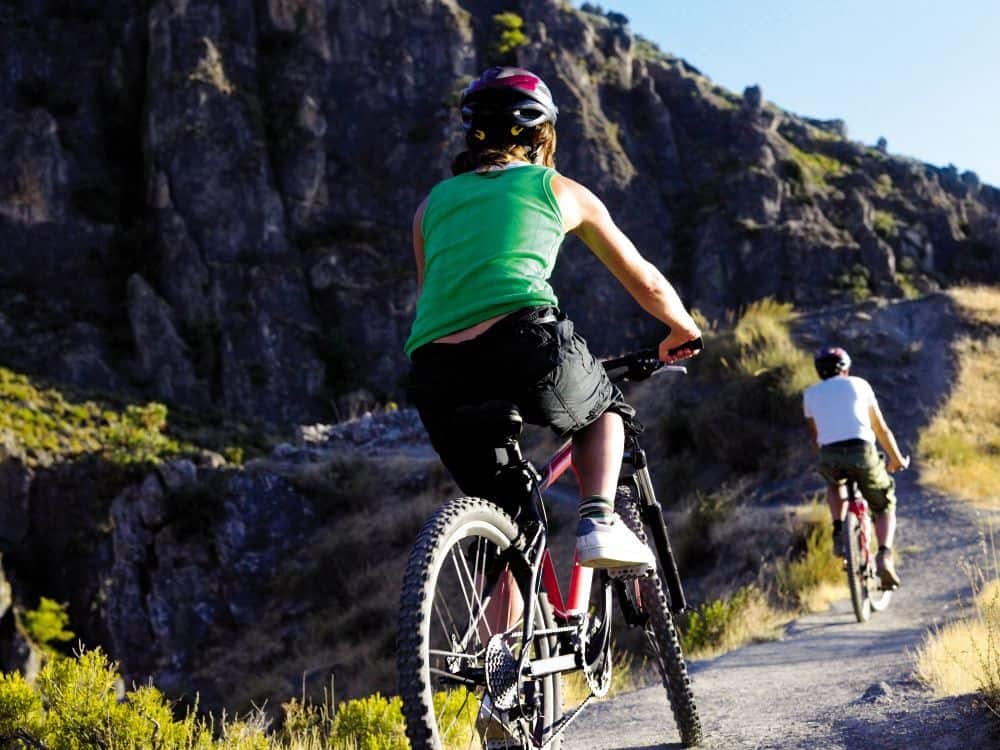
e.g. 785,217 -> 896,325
408,306 -> 633,502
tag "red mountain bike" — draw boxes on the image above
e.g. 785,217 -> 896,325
397,349 -> 702,750
839,475 -> 893,623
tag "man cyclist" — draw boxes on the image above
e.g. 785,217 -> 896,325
405,66 -> 702,574
803,347 -> 909,589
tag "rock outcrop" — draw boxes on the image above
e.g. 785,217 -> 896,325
0,0 -> 997,425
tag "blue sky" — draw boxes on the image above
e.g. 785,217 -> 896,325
579,1 -> 1000,187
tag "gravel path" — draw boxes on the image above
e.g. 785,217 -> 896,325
564,295 -> 1000,749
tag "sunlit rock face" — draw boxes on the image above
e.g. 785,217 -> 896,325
0,0 -> 997,424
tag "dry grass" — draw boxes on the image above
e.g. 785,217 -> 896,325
914,573 -> 1000,712
917,285 -> 1000,507
950,284 -> 1000,326
774,499 -> 848,612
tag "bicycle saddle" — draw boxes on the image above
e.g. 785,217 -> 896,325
454,401 -> 524,442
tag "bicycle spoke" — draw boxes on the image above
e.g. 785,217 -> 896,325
454,539 -> 493,644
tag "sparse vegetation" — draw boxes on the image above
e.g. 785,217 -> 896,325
835,262 -> 872,303
915,568 -> 1000,713
774,500 -> 845,611
874,173 -> 894,197
917,286 -> 1000,506
784,145 -> 846,192
189,37 -> 235,95
488,12 -> 528,64
684,299 -> 816,474
679,585 -> 782,657
872,209 -> 898,239
0,647 -> 414,749
0,367 -> 188,468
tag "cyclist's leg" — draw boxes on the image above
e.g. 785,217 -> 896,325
572,410 -> 625,499
520,317 -> 652,568
817,450 -> 848,551
854,444 -> 897,547
853,443 -> 900,587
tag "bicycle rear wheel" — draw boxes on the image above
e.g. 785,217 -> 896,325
397,496 -> 563,750
844,512 -> 871,623
616,486 -> 702,748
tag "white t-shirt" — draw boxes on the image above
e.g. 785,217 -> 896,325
802,375 -> 878,446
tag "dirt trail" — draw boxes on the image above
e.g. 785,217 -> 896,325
564,295 -> 1000,749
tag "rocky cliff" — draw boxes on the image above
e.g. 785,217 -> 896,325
1,0 -> 997,426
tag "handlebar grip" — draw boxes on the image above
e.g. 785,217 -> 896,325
665,336 -> 704,358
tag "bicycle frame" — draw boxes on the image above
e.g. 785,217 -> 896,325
496,420 -> 689,686
845,479 -> 873,568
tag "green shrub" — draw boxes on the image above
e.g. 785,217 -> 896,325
0,648 -> 423,749
835,263 -> 872,303
680,586 -> 752,653
874,173 -> 894,197
21,597 -> 74,655
489,12 -> 528,64
431,687 -> 479,747
331,693 -> 408,750
0,672 -> 43,737
785,145 -> 845,192
872,209 -> 898,239
0,367 -> 188,468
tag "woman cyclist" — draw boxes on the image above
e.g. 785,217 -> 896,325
405,66 -> 702,572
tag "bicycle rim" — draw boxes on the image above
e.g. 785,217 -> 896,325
845,513 -> 871,623
397,497 -> 563,750
616,487 -> 702,748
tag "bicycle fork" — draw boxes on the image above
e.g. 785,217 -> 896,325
622,439 -> 688,614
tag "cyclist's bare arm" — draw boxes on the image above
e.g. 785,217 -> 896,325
551,174 -> 701,361
869,403 -> 909,472
412,197 -> 428,292
805,417 -> 819,451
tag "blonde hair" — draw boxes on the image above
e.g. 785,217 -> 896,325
451,122 -> 557,175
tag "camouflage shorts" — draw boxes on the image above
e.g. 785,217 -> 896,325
817,441 -> 897,514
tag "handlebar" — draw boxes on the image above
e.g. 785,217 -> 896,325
602,349 -> 689,383
602,337 -> 703,383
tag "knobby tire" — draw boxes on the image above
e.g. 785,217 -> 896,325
844,512 -> 871,623
397,496 -> 563,750
617,487 -> 702,748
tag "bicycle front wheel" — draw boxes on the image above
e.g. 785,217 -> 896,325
617,486 -> 702,748
844,512 -> 872,623
397,496 -> 563,750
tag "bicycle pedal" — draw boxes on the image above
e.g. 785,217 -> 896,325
606,564 -> 651,580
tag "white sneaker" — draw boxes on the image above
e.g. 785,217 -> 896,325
576,514 -> 655,570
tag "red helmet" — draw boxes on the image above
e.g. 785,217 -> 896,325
814,347 -> 852,379
460,67 -> 559,132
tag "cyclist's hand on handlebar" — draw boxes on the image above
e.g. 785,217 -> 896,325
887,454 -> 910,473
659,327 -> 704,363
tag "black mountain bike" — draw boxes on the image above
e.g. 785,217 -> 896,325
397,348 -> 702,749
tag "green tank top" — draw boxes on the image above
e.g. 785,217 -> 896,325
404,164 -> 565,357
